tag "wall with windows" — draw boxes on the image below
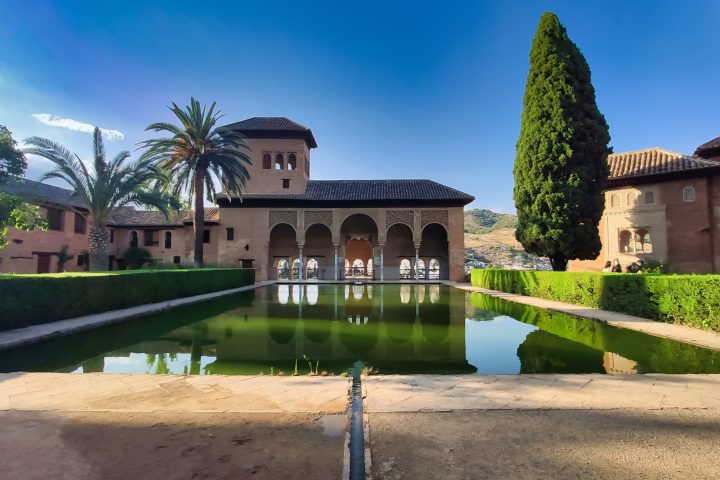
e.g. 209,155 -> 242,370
0,206 -> 89,274
241,137 -> 311,194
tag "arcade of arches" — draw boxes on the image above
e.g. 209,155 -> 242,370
263,210 -> 458,281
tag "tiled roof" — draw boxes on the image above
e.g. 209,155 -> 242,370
223,180 -> 475,204
608,148 -> 719,179
109,207 -> 219,227
222,116 -> 318,148
694,136 -> 720,158
0,177 -> 87,209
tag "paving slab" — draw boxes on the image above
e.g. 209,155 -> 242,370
368,409 -> 720,480
453,284 -> 720,351
0,373 -> 350,413
364,374 -> 720,411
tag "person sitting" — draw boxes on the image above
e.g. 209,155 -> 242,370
602,261 -> 612,272
627,260 -> 645,273
611,259 -> 622,272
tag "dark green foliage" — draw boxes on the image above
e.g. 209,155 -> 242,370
464,209 -> 517,234
513,12 -> 611,271
0,126 -> 47,247
0,268 -> 255,331
471,269 -> 720,332
122,246 -> 152,269
54,245 -> 75,273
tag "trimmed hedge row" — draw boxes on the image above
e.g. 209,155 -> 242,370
0,268 -> 255,331
471,269 -> 720,332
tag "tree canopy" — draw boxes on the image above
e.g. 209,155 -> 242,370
513,12 -> 611,271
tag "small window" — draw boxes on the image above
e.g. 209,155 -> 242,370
627,193 -> 638,207
305,157 -> 310,176
226,227 -> 235,241
173,256 -> 181,264
74,212 -> 86,234
203,229 -> 211,243
288,153 -> 297,170
262,153 -> 272,169
241,259 -> 253,268
144,230 -> 158,246
644,191 -> 655,205
619,229 -> 632,253
46,208 -> 64,231
130,231 -> 138,248
77,254 -> 86,267
282,179 -> 290,189
110,230 -> 114,244
683,186 -> 695,202
164,231 -> 172,249
275,154 -> 284,170
610,194 -> 620,208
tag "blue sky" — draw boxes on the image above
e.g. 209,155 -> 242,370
2,1 -> 719,212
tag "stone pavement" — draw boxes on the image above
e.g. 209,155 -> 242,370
453,284 -> 720,351
0,373 -> 349,413
364,374 -> 720,411
0,281 -> 274,352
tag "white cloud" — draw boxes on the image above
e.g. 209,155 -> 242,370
31,113 -> 125,141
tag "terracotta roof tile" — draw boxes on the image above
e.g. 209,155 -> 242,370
109,207 -> 219,227
223,116 -> 318,148
608,148 -> 718,179
694,136 -> 720,158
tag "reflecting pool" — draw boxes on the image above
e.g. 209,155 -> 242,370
2,284 -> 719,375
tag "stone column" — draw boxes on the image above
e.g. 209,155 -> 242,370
414,244 -> 420,280
379,244 -> 385,281
298,244 -> 304,280
333,244 -> 339,281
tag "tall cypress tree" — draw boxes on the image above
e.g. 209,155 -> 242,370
514,12 -> 611,271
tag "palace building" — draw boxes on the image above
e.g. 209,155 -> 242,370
1,117 -> 474,281
570,135 -> 720,273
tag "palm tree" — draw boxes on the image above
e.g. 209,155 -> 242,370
24,128 -> 178,271
140,98 -> 251,266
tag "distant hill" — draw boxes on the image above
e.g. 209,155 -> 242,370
464,209 -> 517,234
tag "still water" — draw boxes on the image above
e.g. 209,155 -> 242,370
2,284 -> 719,375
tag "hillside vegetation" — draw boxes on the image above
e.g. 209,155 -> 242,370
464,209 -> 517,234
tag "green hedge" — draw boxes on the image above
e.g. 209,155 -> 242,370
0,268 -> 255,331
471,269 -> 720,332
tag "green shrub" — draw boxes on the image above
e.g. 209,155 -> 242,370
0,268 -> 255,331
122,246 -> 152,269
471,269 -> 720,332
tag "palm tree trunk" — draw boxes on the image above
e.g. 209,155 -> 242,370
193,169 -> 206,267
88,223 -> 110,271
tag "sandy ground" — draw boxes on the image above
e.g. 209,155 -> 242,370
0,411 -> 346,480
369,409 -> 720,479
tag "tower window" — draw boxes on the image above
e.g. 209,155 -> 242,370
275,154 -> 284,170
282,179 -> 290,189
288,153 -> 297,170
644,191 -> 655,205
262,153 -> 271,169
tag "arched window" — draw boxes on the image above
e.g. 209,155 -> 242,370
428,259 -> 440,279
262,153 -> 271,169
683,186 -> 695,202
130,231 -> 138,248
351,258 -> 364,276
344,259 -> 350,276
276,258 -> 290,280
644,191 -> 655,205
275,154 -> 284,170
415,258 -> 426,279
619,230 -> 632,253
610,194 -> 620,208
164,231 -> 172,249
627,193 -> 638,207
306,258 -> 319,279
635,229 -> 653,254
287,153 -> 297,171
291,258 -> 301,279
399,259 -> 412,279
367,259 -> 373,276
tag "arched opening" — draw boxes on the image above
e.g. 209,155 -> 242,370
304,223 -> 333,279
415,258 -> 426,280
619,229 -> 632,253
644,191 -> 655,205
341,214 -> 378,279
262,153 -> 271,169
130,231 -> 138,248
428,259 -> 440,279
291,258 -> 301,280
420,223 -> 449,280
287,153 -> 297,171
683,186 -> 695,202
627,193 -> 638,207
610,194 -> 620,208
275,154 -> 284,170
399,259 -> 412,278
269,223 -> 297,280
164,231 -> 172,249
306,258 -> 319,279
385,223 -> 414,280
635,229 -> 653,254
